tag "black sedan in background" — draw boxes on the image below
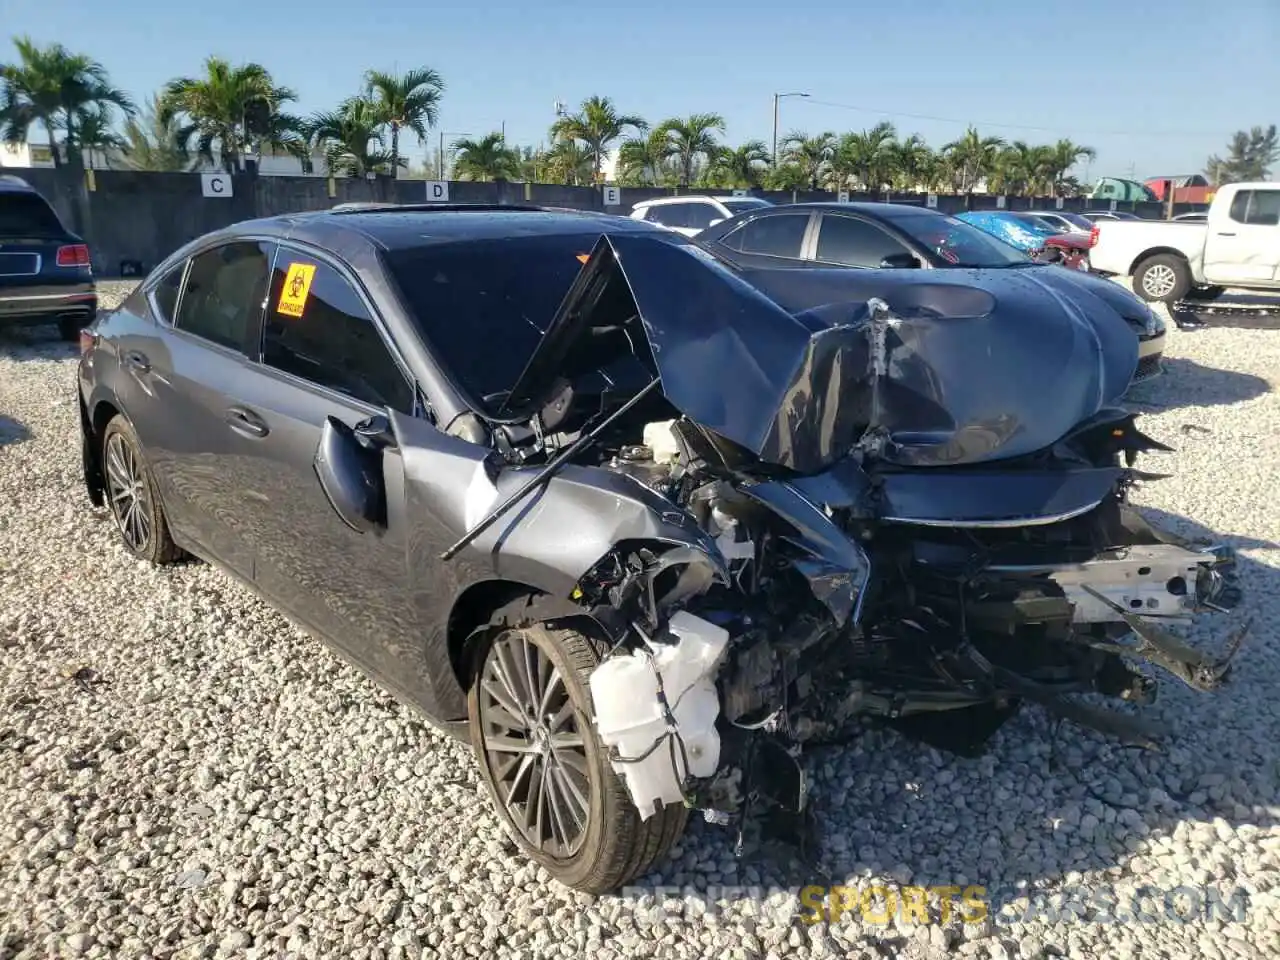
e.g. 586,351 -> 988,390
0,174 -> 97,340
695,202 -> 1166,381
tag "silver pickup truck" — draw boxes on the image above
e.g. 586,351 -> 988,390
1088,182 -> 1280,303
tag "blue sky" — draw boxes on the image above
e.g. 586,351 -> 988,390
4,0 -> 1277,178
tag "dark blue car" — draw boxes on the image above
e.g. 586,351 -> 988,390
0,175 -> 97,340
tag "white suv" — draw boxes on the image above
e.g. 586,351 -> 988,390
630,195 -> 773,237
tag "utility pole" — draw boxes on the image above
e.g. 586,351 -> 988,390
772,92 -> 810,167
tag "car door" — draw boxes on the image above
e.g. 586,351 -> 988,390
811,213 -> 918,268
116,239 -> 276,579
713,211 -> 816,267
1202,188 -> 1280,286
680,201 -> 722,236
223,244 -> 434,707
645,202 -> 696,237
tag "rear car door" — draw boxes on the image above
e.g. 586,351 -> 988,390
1202,188 -> 1280,286
118,240 -> 275,578
225,245 -> 428,700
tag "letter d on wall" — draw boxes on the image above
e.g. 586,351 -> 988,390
426,181 -> 450,203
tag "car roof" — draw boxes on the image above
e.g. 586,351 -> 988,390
632,195 -> 742,208
227,205 -> 660,251
743,201 -> 947,220
0,174 -> 40,194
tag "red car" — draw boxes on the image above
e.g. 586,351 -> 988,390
1042,233 -> 1091,271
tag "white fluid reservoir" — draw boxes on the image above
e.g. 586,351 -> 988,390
589,611 -> 729,820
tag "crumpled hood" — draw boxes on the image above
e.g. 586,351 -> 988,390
504,232 -> 1139,474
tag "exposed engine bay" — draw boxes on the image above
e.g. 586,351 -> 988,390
448,232 -> 1246,854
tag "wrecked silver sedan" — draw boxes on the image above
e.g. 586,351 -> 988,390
77,207 -> 1242,893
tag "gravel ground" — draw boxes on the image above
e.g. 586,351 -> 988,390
2,279 -> 1278,960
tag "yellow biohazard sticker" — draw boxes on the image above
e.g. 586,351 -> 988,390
277,263 -> 316,318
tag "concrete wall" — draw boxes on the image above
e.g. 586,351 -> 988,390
13,168 -> 1207,276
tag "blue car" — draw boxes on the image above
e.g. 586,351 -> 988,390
955,210 -> 1058,254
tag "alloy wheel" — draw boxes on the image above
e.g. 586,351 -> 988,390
104,432 -> 151,552
1142,264 -> 1177,299
477,632 -> 591,858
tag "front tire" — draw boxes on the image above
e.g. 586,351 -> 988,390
467,620 -> 687,892
100,415 -> 183,565
1133,254 -> 1191,303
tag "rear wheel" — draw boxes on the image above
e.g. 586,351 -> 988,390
1133,254 -> 1191,303
100,415 -> 183,565
467,619 -> 687,892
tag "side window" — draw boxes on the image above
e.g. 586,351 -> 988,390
173,241 -> 273,352
149,261 -> 187,325
814,215 -> 910,267
648,203 -> 688,229
682,202 -> 719,232
1229,191 -> 1252,224
724,214 -> 810,258
1245,190 -> 1280,226
261,252 -> 414,413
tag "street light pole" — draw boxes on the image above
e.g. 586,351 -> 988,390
772,92 -> 810,167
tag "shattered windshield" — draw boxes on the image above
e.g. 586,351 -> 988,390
384,236 -> 620,408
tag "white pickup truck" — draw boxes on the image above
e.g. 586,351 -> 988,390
1088,182 -> 1280,303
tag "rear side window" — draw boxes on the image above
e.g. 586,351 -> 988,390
722,213 -> 810,258
682,203 -> 719,232
0,191 -> 65,237
261,252 -> 413,413
815,215 -> 911,267
1229,190 -> 1280,226
646,204 -> 689,229
174,242 -> 273,352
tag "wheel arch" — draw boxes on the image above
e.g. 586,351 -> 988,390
445,579 -> 596,692
1129,246 -> 1189,277
80,394 -> 123,507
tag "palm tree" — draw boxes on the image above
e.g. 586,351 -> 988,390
712,140 -> 770,188
886,135 -> 931,192
834,122 -> 897,191
544,138 -> 595,186
781,131 -> 835,190
992,141 -> 1056,196
304,98 -> 394,179
616,129 -> 672,186
0,36 -> 134,169
942,126 -> 1006,193
160,57 -> 301,172
655,113 -> 725,188
1047,138 -> 1096,196
363,68 -> 444,177
550,96 -> 647,184
73,103 -> 127,169
306,97 -> 393,177
121,94 -> 189,172
451,132 -> 519,181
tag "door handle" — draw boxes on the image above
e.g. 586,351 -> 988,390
123,350 -> 151,373
225,406 -> 269,438
1216,232 -> 1236,237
